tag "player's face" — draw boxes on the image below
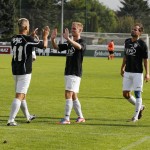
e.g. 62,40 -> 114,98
131,26 -> 141,37
71,25 -> 80,37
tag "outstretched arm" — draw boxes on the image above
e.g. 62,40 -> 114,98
63,28 -> 82,50
30,28 -> 39,41
51,28 -> 59,50
42,26 -> 50,48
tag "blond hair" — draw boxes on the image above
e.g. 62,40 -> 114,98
18,18 -> 29,32
72,22 -> 83,31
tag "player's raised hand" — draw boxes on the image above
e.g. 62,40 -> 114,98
43,26 -> 50,38
63,28 -> 69,40
31,28 -> 38,36
30,28 -> 39,40
51,28 -> 57,40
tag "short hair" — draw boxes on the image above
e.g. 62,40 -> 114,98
134,23 -> 144,33
18,18 -> 29,32
72,22 -> 83,31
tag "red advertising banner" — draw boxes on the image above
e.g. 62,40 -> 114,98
0,46 -> 11,54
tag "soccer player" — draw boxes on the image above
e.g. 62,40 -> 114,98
120,23 -> 150,122
107,40 -> 115,60
51,22 -> 86,124
7,18 -> 50,126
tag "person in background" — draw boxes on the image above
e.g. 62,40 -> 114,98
7,18 -> 49,126
107,40 -> 115,60
120,23 -> 150,122
51,22 -> 86,124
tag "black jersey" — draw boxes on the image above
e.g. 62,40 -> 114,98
11,34 -> 44,75
58,39 -> 86,77
124,38 -> 148,73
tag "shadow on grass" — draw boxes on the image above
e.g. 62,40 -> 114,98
0,116 -> 62,125
76,117 -> 150,127
82,123 -> 150,127
80,96 -> 124,100
0,116 -> 150,127
80,96 -> 150,100
84,117 -> 150,126
0,68 -> 9,69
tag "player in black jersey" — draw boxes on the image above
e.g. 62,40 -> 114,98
51,22 -> 86,124
7,18 -> 50,126
121,23 -> 150,122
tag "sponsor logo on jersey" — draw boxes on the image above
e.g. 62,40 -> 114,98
12,38 -> 22,45
125,44 -> 136,56
134,43 -> 138,48
66,47 -> 75,56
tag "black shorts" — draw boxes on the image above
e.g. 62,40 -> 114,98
108,51 -> 114,55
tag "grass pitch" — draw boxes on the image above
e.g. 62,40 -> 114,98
0,55 -> 150,150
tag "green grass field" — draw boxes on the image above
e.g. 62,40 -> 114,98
0,55 -> 150,150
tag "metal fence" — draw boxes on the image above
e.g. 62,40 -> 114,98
0,32 -> 149,58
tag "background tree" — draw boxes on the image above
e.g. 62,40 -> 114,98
116,16 -> 135,33
0,0 -> 150,41
64,0 -> 118,32
0,0 -> 16,39
19,0 -> 59,34
117,0 -> 150,33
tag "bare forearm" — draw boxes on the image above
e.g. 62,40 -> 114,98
144,59 -> 150,82
144,59 -> 149,74
42,26 -> 50,48
121,57 -> 126,70
120,57 -> 126,76
67,37 -> 81,50
43,37 -> 48,48
51,39 -> 58,49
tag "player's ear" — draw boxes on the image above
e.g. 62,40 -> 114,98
24,26 -> 28,30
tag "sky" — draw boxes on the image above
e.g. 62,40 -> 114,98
98,0 -> 150,11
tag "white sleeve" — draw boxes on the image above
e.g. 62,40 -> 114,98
32,51 -> 36,60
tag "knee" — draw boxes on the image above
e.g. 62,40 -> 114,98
72,93 -> 78,100
16,93 -> 25,100
65,90 -> 73,99
134,91 -> 141,98
123,92 -> 130,99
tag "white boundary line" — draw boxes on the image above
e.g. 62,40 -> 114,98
121,136 -> 150,150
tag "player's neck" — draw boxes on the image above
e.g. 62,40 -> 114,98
73,35 -> 81,41
131,37 -> 139,42
19,31 -> 28,35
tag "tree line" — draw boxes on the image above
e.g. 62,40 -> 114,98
0,0 -> 150,40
